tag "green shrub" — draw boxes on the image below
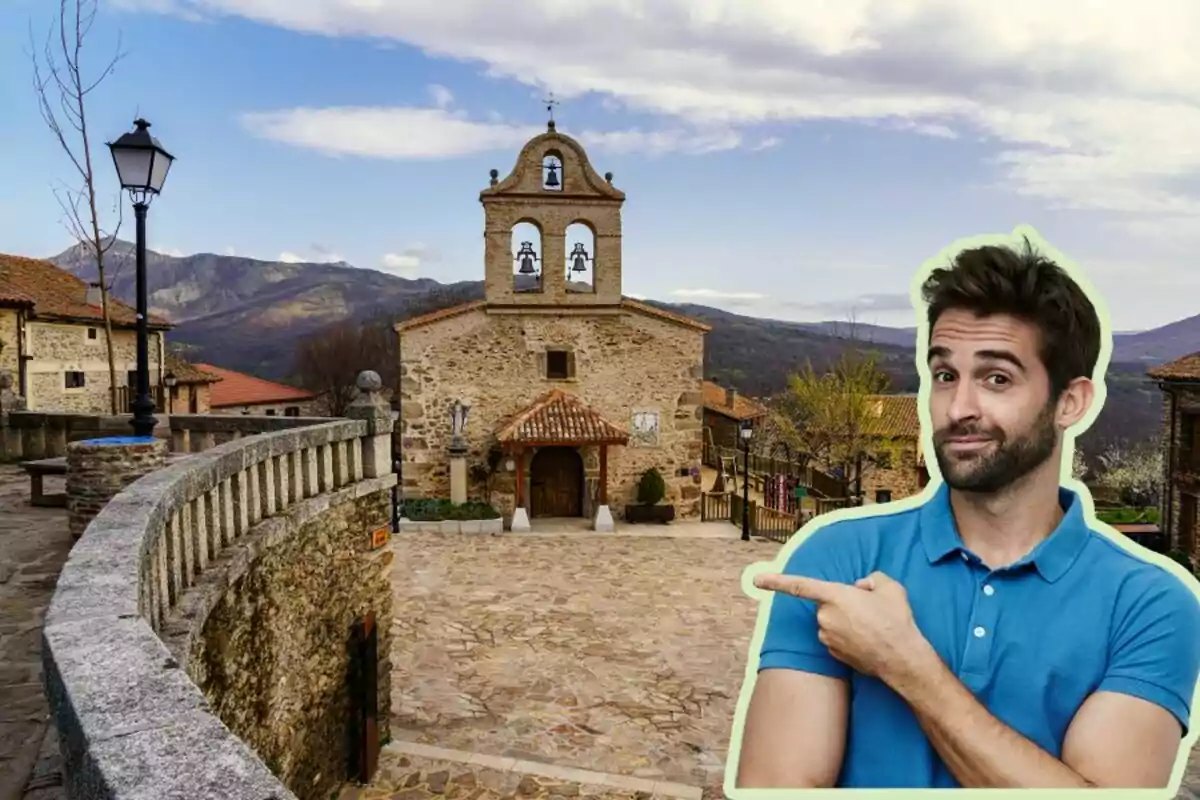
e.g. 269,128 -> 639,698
636,467 -> 666,506
1095,506 -> 1160,525
403,498 -> 501,521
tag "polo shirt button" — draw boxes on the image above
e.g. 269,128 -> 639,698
960,552 -> 969,561
983,584 -> 995,596
973,626 -> 987,638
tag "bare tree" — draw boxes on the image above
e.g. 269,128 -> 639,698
29,0 -> 127,413
292,318 -> 395,417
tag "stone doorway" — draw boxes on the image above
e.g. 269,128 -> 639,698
529,446 -> 584,517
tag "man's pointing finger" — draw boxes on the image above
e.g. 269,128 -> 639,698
754,573 -> 843,603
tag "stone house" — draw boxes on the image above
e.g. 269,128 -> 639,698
395,121 -> 710,529
163,354 -> 222,414
702,380 -> 769,452
0,252 -> 174,413
857,394 -> 930,504
194,362 -> 320,417
1149,353 -> 1200,561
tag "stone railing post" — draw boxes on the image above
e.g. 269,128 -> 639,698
345,370 -> 395,478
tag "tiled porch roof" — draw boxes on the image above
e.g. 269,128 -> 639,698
1148,352 -> 1200,382
496,389 -> 629,446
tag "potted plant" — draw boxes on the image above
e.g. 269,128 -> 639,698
625,467 -> 675,524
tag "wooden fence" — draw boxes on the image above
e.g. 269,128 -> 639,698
703,490 -> 858,543
702,440 -> 843,499
114,385 -> 165,414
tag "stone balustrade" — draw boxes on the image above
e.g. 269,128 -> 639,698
0,409 -> 332,462
41,373 -> 397,800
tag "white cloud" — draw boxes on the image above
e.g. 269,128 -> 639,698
278,251 -> 305,263
124,0 -> 1200,233
240,106 -> 749,159
427,84 -> 454,109
671,288 -> 766,301
277,248 -> 344,264
223,246 -> 237,256
380,253 -> 420,277
155,245 -> 184,257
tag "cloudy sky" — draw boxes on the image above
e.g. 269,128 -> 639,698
1,0 -> 1198,331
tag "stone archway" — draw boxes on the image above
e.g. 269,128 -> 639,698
529,446 -> 584,517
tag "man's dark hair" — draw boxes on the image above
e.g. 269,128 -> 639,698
920,237 -> 1102,398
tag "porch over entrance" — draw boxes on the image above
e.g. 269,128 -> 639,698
495,389 -> 628,531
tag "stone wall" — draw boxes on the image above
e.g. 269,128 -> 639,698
181,485 -> 392,796
210,398 -> 323,417
40,374 -> 396,799
1160,385 -> 1200,558
399,306 -> 706,520
24,320 -> 165,414
167,382 -> 212,414
858,438 -> 927,503
0,308 -> 20,377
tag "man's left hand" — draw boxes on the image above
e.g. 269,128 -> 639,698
754,571 -> 934,682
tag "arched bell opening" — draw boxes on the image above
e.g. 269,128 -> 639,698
511,221 -> 543,293
564,222 -> 596,294
542,151 -> 564,192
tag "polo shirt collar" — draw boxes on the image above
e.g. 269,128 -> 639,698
918,481 -> 1090,582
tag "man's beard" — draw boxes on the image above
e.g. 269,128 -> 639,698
933,401 -> 1059,494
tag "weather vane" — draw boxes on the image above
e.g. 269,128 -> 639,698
543,92 -> 560,127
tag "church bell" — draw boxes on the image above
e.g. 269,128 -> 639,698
516,241 -> 538,274
544,161 -> 560,188
569,242 -> 589,273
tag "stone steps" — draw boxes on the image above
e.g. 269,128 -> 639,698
337,741 -> 703,800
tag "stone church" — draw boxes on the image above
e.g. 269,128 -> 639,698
395,120 -> 710,530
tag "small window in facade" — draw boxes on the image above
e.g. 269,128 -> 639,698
875,490 -> 893,504
875,450 -> 892,469
64,371 -> 86,389
546,349 -> 573,380
265,409 -> 277,416
86,327 -> 97,340
285,406 -> 300,417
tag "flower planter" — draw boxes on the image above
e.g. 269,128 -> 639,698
624,504 -> 676,524
398,518 -> 503,535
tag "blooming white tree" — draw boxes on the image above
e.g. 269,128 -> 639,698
1070,445 -> 1089,481
1095,443 -> 1163,507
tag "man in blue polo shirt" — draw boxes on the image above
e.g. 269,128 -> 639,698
735,240 -> 1200,789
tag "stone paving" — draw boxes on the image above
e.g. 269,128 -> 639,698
0,465 -> 69,800
343,528 -> 781,800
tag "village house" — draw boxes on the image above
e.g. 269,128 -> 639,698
858,393 -> 931,504
702,380 -> 769,451
395,120 -> 710,530
1149,353 -> 1200,562
0,252 -> 178,413
193,362 -> 320,417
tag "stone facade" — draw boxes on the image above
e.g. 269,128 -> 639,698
858,437 -> 929,504
398,124 -> 709,525
0,308 -> 19,378
210,398 -> 322,417
187,485 -> 392,800
1156,384 -> 1200,560
399,308 -> 706,521
66,437 -> 168,538
166,381 -> 213,414
23,319 -> 165,413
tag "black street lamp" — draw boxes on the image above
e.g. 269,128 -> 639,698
740,419 -> 753,541
108,118 -> 174,438
391,401 -> 402,533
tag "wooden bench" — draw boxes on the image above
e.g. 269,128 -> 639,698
19,457 -> 67,508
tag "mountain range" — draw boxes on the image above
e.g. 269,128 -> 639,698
50,240 -> 1198,451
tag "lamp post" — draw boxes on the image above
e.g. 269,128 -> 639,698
740,419 -> 753,541
163,371 -> 177,415
107,118 -> 174,438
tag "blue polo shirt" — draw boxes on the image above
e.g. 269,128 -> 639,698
758,482 -> 1200,788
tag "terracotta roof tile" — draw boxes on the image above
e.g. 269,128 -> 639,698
861,394 -> 922,438
1148,352 -> 1200,381
702,380 -> 768,420
165,355 -> 222,385
193,363 -> 316,407
0,252 -> 171,327
496,389 -> 629,445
